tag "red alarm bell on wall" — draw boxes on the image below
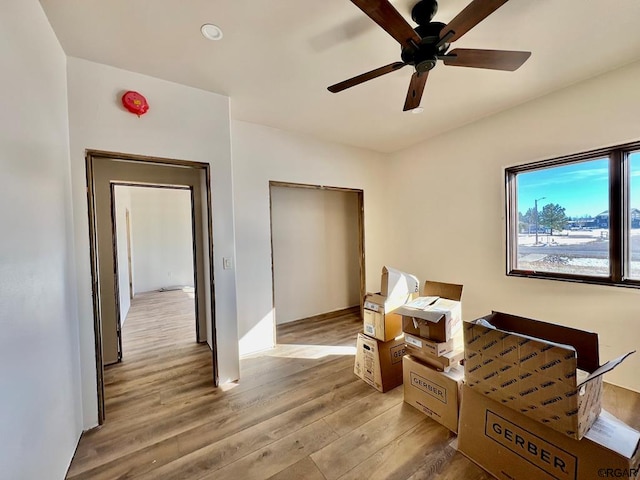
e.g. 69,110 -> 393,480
121,91 -> 149,116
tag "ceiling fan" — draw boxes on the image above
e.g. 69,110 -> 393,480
328,0 -> 531,111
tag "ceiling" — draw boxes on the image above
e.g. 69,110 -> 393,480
39,0 -> 640,153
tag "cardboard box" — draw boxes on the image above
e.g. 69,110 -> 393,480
458,385 -> 640,480
363,292 -> 416,342
405,333 -> 454,358
464,312 -> 633,440
354,333 -> 405,392
398,280 -> 463,342
380,266 -> 419,298
398,298 -> 462,342
403,355 -> 464,433
405,344 -> 464,372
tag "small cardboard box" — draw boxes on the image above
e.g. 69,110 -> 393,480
405,333 -> 454,358
464,312 -> 634,439
354,333 -> 405,392
403,355 -> 464,433
406,344 -> 464,372
380,266 -> 419,298
458,385 -> 640,480
363,292 -> 416,342
398,281 -> 463,342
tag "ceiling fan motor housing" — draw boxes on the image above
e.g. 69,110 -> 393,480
401,21 -> 448,72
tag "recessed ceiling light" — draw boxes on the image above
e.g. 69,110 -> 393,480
201,24 -> 223,41
411,107 -> 424,114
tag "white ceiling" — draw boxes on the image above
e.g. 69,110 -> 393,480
39,0 -> 640,153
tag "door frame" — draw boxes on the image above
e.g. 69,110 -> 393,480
110,182 -> 195,360
86,150 -> 218,424
268,181 -> 366,324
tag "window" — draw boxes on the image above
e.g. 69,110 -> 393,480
506,142 -> 640,287
629,152 -> 640,280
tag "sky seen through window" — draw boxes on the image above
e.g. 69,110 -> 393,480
517,154 -> 640,218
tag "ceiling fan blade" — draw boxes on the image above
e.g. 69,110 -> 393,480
443,48 -> 531,71
351,0 -> 422,49
403,71 -> 429,111
328,62 -> 407,93
439,0 -> 509,43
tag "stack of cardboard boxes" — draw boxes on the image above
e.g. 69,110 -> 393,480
353,270 -> 640,478
353,267 -> 418,392
354,272 -> 468,434
396,281 -> 466,433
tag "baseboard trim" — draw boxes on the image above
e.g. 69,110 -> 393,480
280,305 -> 360,326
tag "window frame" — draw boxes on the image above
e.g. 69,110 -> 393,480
505,140 -> 640,288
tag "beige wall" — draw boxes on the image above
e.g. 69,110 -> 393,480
67,57 -> 239,428
231,120 -> 390,355
386,60 -> 640,392
271,187 -> 360,324
0,1 -> 82,477
128,187 -> 194,294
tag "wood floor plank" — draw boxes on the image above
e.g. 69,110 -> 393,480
424,451 -> 493,480
336,420 -> 453,480
196,420 -> 339,480
323,385 -> 403,437
310,403 -> 426,480
602,382 -> 640,427
267,456 -> 327,480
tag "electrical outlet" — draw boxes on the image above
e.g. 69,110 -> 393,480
223,257 -> 233,270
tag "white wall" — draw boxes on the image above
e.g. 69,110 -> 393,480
127,187 -> 194,293
114,186 -> 132,323
387,60 -> 640,392
271,187 -> 360,324
67,57 -> 239,428
0,1 -> 82,478
231,120 -> 389,354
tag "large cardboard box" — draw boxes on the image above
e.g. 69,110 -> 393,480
380,266 -> 419,298
403,355 -> 464,433
354,333 -> 405,392
464,312 -> 633,439
363,293 -> 416,342
458,385 -> 640,480
397,281 -> 463,342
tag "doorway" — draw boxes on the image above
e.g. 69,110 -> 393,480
112,184 -> 196,342
86,150 -> 218,424
269,181 -> 365,327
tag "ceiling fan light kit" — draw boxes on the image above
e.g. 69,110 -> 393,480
328,0 -> 531,112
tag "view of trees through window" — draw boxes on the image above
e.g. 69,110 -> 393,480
515,158 -> 611,277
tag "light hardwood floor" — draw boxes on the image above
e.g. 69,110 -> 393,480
66,290 -> 640,480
